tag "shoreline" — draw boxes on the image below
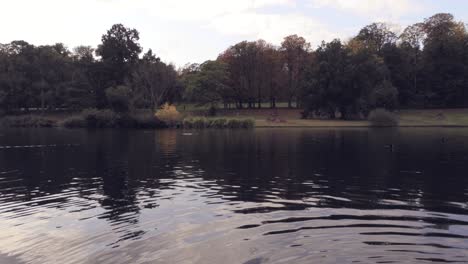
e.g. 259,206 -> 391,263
2,108 -> 468,129
255,125 -> 468,128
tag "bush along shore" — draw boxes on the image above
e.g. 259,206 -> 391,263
182,117 -> 255,129
368,108 -> 399,127
0,107 -> 256,130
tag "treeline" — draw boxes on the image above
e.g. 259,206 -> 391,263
0,24 -> 181,113
183,13 -> 468,119
1,13 -> 468,119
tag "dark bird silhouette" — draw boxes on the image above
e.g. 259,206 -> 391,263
384,144 -> 394,152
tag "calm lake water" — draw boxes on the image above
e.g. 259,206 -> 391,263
1,128 -> 468,263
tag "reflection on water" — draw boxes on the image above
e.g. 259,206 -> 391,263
1,128 -> 468,263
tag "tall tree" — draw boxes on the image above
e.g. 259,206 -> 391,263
182,60 -> 230,108
355,22 -> 398,54
399,23 -> 426,106
421,13 -> 468,107
66,46 -> 96,109
131,50 -> 178,110
280,35 -> 311,108
218,41 -> 259,108
96,24 -> 142,87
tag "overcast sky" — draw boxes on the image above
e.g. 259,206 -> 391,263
1,0 -> 468,67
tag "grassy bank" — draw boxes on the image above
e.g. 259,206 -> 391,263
182,108 -> 468,127
0,110 -> 166,129
2,108 -> 468,129
182,117 -> 254,129
0,109 -> 255,129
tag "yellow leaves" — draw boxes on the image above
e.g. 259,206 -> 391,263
346,39 -> 365,55
155,103 -> 182,125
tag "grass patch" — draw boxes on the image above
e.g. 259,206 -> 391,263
182,117 -> 254,129
0,115 -> 57,128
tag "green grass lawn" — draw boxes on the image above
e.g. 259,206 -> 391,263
4,107 -> 468,128
176,102 -> 296,112
180,107 -> 468,127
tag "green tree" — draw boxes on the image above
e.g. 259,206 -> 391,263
182,60 -> 230,108
131,50 -> 178,110
105,85 -> 132,113
218,41 -> 258,108
96,24 -> 142,87
66,46 -> 95,109
355,22 -> 398,53
370,80 -> 399,110
280,35 -> 311,108
303,39 -> 389,119
421,13 -> 468,107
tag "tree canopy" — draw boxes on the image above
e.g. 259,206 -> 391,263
1,13 -> 468,119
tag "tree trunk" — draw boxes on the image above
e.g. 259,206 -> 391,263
340,107 -> 347,120
40,83 -> 45,115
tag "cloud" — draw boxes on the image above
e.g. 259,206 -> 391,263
309,0 -> 423,20
135,0 -> 296,21
208,12 -> 339,47
0,0 -> 427,66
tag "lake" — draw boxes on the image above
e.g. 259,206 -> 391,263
1,128 -> 468,263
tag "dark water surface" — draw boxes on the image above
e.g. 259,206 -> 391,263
1,128 -> 468,264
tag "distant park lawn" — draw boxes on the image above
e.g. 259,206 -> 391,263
3,106 -> 468,128
178,105 -> 468,127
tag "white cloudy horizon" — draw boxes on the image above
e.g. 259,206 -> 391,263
1,0 -> 467,67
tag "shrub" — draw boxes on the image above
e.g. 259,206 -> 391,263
226,119 -> 242,129
155,103 -> 182,127
209,118 -> 227,128
115,114 -> 137,128
61,111 -> 166,129
182,117 -> 253,129
61,115 -> 86,128
81,108 -> 119,128
207,106 -> 217,117
193,117 -> 208,129
183,118 -> 194,129
131,113 -> 166,129
368,108 -> 399,127
105,86 -> 132,113
240,119 -> 255,128
0,115 -> 57,128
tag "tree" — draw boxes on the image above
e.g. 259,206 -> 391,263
73,46 -> 95,63
105,85 -> 132,113
182,60 -> 230,108
400,23 -> 426,49
261,43 -> 284,108
33,44 -> 73,111
380,43 -> 414,107
399,23 -> 426,106
66,46 -> 96,109
96,24 -> 142,87
218,41 -> 258,108
303,39 -> 349,118
421,13 -> 468,107
131,50 -> 178,110
370,80 -> 399,110
280,35 -> 311,108
302,39 -> 389,119
355,22 -> 398,53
